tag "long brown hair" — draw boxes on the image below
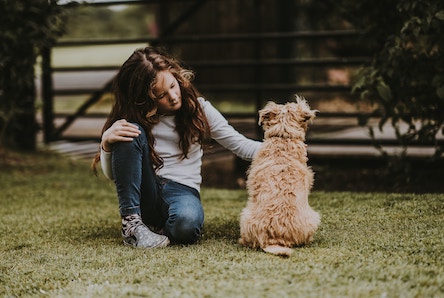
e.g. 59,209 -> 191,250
92,46 -> 211,173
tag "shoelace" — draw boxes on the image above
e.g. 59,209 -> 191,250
122,214 -> 144,237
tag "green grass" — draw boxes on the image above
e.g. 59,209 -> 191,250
0,150 -> 443,297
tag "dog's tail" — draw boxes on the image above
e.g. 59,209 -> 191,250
263,245 -> 293,257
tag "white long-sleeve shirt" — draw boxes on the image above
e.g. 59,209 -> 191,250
101,97 -> 262,191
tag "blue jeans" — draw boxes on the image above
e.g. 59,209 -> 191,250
111,124 -> 204,244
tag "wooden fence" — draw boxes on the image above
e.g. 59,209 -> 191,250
42,30 -> 372,143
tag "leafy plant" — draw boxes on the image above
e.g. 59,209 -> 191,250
0,0 -> 66,150
350,0 -> 444,159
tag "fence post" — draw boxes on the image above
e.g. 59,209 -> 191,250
41,46 -> 54,143
254,0 -> 263,140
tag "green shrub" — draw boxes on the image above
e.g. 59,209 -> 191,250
0,0 -> 66,149
349,0 -> 444,158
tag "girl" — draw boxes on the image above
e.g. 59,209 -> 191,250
93,46 -> 261,249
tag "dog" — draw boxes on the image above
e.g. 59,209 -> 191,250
239,96 -> 321,257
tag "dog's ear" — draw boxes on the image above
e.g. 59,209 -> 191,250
302,109 -> 319,122
293,94 -> 317,122
258,101 -> 279,126
258,110 -> 273,126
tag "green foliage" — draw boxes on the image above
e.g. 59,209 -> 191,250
348,0 -> 444,159
0,0 -> 66,150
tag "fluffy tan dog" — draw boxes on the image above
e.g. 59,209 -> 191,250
239,96 -> 321,257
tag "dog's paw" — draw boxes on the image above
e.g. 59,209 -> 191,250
262,245 -> 293,257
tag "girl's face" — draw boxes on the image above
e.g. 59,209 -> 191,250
153,70 -> 182,115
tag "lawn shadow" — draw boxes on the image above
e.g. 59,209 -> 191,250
84,225 -> 121,241
202,217 -> 240,243
60,224 -> 121,246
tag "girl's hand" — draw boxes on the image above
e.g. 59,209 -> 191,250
101,119 -> 141,152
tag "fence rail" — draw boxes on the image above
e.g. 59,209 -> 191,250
55,30 -> 362,47
52,57 -> 370,72
43,29 -> 370,142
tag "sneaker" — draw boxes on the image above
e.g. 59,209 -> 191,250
121,214 -> 170,248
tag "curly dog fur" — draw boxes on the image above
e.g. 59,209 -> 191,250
239,96 -> 321,257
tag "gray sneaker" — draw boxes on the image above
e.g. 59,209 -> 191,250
121,214 -> 170,248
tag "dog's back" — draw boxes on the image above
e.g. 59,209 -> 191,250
239,99 -> 320,257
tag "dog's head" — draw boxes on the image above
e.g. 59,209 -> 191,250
258,95 -> 318,140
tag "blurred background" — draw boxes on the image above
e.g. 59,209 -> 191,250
40,0 -> 372,142
2,0 -> 443,191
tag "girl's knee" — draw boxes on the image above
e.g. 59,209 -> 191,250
113,125 -> 147,152
166,211 -> 203,244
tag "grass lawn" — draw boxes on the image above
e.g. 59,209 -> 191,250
0,150 -> 443,297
